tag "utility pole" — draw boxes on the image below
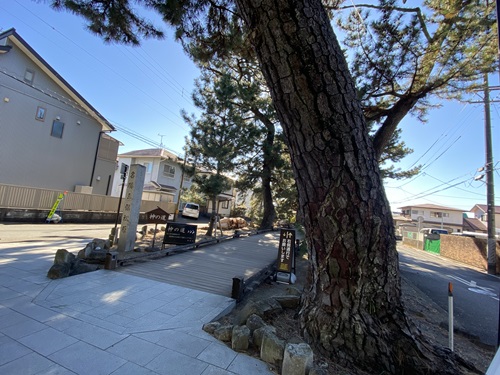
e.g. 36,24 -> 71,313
158,134 -> 166,149
483,74 -> 497,275
174,155 -> 188,221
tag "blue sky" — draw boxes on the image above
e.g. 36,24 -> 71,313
1,0 -> 200,155
1,0 -> 498,213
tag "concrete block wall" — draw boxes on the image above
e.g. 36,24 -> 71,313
440,235 -> 500,273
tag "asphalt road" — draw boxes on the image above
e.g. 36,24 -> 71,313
0,217 -> 210,244
398,244 -> 500,347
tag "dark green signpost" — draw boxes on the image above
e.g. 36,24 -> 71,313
146,207 -> 170,248
276,228 -> 296,284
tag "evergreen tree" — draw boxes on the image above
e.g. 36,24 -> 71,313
49,0 -> 493,372
331,0 -> 497,161
182,69 -> 248,236
188,55 -> 287,230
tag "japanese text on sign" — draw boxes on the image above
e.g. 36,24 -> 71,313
163,223 -> 198,245
277,229 -> 295,273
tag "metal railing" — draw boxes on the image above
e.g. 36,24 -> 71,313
0,183 -> 176,214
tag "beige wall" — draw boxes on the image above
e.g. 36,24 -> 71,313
0,36 -> 117,194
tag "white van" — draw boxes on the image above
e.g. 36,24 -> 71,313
420,228 -> 449,235
182,203 -> 200,220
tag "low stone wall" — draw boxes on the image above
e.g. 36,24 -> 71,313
440,235 -> 500,273
0,208 -> 148,224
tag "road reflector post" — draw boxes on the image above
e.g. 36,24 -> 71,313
448,282 -> 454,351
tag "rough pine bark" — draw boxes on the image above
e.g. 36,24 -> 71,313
236,0 -> 461,373
205,196 -> 217,236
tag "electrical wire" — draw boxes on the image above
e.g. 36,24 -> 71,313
4,0 -> 192,131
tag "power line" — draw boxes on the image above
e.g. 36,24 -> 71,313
391,176 -> 473,204
5,0 -> 191,132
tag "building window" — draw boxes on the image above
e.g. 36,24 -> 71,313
51,120 -> 64,138
221,200 -> 229,209
411,210 -> 423,215
24,69 -> 34,84
430,211 -> 449,218
143,162 -> 152,173
35,106 -> 46,121
163,164 -> 175,178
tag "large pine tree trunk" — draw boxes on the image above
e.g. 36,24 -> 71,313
260,169 -> 276,230
205,196 -> 217,237
236,0 -> 459,373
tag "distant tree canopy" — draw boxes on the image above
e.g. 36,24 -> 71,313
182,69 -> 245,235
51,0 -> 497,181
330,0 -> 497,162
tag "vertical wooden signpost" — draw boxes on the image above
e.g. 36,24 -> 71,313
145,207 -> 170,248
276,228 -> 296,284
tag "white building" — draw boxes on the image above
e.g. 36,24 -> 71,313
113,148 -> 236,217
397,203 -> 465,233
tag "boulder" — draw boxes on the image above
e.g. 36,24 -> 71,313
202,321 -> 221,334
78,239 -> 110,261
54,249 -> 76,265
260,330 -> 285,367
69,260 -> 98,276
48,248 -> 98,279
252,325 -> 277,349
281,343 -> 313,375
231,325 -> 250,352
78,243 -> 93,259
214,325 -> 233,342
235,298 -> 283,325
245,314 -> 266,332
47,263 -> 71,279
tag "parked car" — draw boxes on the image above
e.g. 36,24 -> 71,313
182,203 -> 200,220
420,228 -> 449,235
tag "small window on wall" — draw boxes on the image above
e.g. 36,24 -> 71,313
163,164 -> 175,178
51,120 -> 64,138
221,200 -> 229,209
24,69 -> 35,84
35,106 -> 46,121
143,162 -> 153,173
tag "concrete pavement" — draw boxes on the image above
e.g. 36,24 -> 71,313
0,225 -> 276,375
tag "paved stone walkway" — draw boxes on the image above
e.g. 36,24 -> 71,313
0,232 -> 276,375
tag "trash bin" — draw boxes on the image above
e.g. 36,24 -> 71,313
104,251 -> 118,270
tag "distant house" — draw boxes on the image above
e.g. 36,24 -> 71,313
462,217 -> 488,233
0,28 -> 119,195
470,204 -> 500,232
114,148 -> 190,204
114,148 -> 236,217
398,204 -> 465,233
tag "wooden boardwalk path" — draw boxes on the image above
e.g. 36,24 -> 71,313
116,232 -> 280,297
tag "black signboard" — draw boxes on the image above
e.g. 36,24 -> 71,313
277,228 -> 295,273
163,223 -> 198,245
146,207 -> 170,224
